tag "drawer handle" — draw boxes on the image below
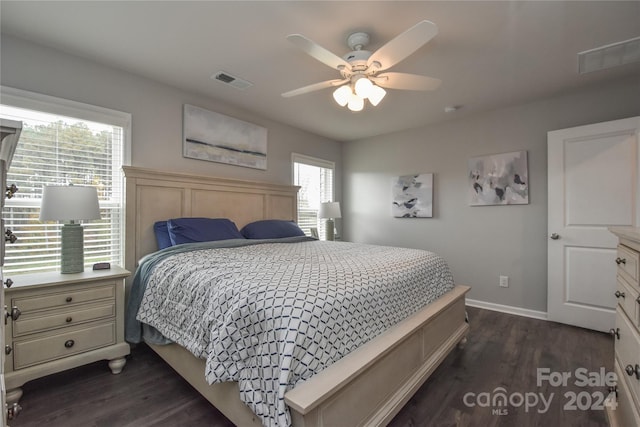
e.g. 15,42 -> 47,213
614,290 -> 626,299
4,278 -> 13,288
5,345 -> 11,355
615,257 -> 627,265
4,229 -> 17,244
624,364 -> 640,380
636,296 -> 640,306
66,317 -> 73,323
609,328 -> 620,340
5,183 -> 18,199
65,297 -> 73,303
5,306 -> 21,322
64,340 -> 75,349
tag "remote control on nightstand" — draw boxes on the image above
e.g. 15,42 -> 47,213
92,262 -> 111,270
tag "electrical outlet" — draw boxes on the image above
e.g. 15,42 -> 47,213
499,275 -> 509,288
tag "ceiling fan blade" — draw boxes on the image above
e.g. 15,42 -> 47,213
374,72 -> 442,91
281,79 -> 349,98
367,20 -> 438,72
287,34 -> 352,71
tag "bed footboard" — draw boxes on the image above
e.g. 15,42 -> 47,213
148,285 -> 468,427
285,285 -> 469,426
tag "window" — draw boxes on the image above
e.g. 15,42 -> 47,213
292,153 -> 335,238
0,87 -> 130,274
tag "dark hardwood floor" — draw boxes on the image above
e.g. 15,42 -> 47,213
10,307 -> 613,427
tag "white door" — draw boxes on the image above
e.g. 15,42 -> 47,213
548,117 -> 640,332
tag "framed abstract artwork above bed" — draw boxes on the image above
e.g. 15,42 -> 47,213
468,150 -> 529,206
183,104 -> 267,170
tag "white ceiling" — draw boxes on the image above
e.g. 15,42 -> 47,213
1,1 -> 638,142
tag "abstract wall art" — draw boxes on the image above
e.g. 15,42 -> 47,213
183,104 -> 267,170
468,150 -> 528,206
392,173 -> 433,218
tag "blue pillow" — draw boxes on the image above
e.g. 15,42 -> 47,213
167,217 -> 244,245
153,221 -> 173,250
240,219 -> 305,239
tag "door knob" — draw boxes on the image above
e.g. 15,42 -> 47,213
550,233 -> 560,240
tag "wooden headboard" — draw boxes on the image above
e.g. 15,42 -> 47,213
123,166 -> 299,275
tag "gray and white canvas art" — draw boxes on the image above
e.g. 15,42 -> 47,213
183,104 -> 267,170
468,150 -> 528,206
392,174 -> 433,218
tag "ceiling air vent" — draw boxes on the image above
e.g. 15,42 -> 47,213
211,71 -> 253,90
578,36 -> 640,74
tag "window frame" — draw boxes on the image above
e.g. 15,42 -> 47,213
0,86 -> 131,273
291,153 -> 336,237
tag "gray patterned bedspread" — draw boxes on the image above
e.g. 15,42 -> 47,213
126,237 -> 454,427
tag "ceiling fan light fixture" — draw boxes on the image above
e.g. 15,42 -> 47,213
347,93 -> 364,112
368,85 -> 387,106
333,85 -> 352,107
354,76 -> 374,99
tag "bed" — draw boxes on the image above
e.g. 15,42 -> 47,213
123,166 -> 469,427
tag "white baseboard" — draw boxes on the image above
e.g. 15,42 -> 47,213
466,298 -> 548,321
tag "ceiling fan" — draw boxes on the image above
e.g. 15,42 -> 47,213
281,20 -> 442,112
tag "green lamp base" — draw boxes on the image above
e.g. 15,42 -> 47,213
61,223 -> 84,274
325,219 -> 335,241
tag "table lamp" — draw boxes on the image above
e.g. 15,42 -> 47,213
318,202 -> 341,241
39,185 -> 101,274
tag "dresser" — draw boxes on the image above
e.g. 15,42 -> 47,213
607,227 -> 640,427
1,119 -> 22,425
3,267 -> 130,410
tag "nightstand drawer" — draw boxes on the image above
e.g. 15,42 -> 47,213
12,284 -> 115,313
13,322 -> 116,369
13,303 -> 115,337
617,244 -> 639,287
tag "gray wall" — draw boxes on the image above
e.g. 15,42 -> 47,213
342,77 -> 640,313
0,35 -> 341,190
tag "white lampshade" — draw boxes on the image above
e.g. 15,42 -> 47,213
354,77 -> 374,99
332,85 -> 352,107
40,185 -> 101,222
318,202 -> 341,219
39,185 -> 101,274
368,85 -> 387,106
347,93 -> 364,112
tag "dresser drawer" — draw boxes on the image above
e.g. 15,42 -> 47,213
616,277 -> 640,328
617,244 -> 640,287
12,322 -> 116,370
609,359 -> 640,427
615,311 -> 640,407
11,284 -> 115,313
13,303 -> 115,337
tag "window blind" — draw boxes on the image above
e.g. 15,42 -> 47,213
292,154 -> 335,238
0,104 -> 125,275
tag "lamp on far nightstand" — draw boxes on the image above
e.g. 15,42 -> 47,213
318,201 -> 341,241
39,185 -> 101,274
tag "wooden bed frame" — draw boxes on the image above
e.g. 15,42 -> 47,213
124,166 -> 470,426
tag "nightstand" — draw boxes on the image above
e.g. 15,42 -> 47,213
3,266 -> 130,406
